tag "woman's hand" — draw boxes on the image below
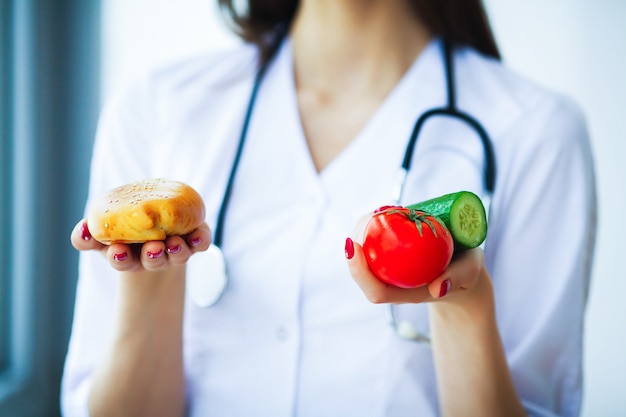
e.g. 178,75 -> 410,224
70,219 -> 212,273
345,229 -> 525,416
70,218 -> 208,417
345,236 -> 525,416
344,236 -> 486,306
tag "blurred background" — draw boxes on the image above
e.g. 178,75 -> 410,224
0,0 -> 623,415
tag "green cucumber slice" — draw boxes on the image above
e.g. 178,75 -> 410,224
406,191 -> 487,250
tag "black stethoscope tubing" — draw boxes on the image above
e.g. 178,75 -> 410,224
212,42 -> 280,249
400,41 -> 496,200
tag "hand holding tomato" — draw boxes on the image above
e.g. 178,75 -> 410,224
346,235 -> 486,305
345,206 -> 487,306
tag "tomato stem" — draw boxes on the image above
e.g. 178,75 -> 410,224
385,208 -> 440,238
410,209 -> 438,238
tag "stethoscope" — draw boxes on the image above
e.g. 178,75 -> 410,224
187,35 -> 496,345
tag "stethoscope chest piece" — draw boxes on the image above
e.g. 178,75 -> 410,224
187,244 -> 228,307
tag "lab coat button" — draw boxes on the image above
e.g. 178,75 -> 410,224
275,326 -> 289,341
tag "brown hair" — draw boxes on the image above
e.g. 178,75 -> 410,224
217,0 -> 500,62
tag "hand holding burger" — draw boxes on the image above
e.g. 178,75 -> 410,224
70,178 -> 211,272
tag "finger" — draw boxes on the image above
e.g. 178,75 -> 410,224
164,235 -> 192,265
138,240 -> 170,271
427,248 -> 485,300
185,222 -> 212,254
106,243 -> 139,272
70,220 -> 106,252
345,237 -> 390,303
427,274 -> 452,300
345,237 -> 432,305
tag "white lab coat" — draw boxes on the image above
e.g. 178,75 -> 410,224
61,38 -> 597,417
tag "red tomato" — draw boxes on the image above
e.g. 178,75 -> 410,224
362,206 -> 453,288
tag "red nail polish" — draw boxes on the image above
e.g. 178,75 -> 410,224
80,222 -> 92,241
147,249 -> 163,259
373,205 -> 402,214
345,237 -> 355,260
113,252 -> 127,262
439,279 -> 451,298
166,245 -> 181,254
189,237 -> 201,246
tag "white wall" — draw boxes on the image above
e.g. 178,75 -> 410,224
102,1 -> 626,415
483,2 -> 626,416
101,0 -> 238,98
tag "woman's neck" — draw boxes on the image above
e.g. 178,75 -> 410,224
287,0 -> 433,172
290,0 -> 433,97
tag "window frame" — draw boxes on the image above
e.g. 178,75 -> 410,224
0,0 -> 13,377
0,1 -> 100,416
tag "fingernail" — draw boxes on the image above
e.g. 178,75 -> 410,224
113,252 -> 128,262
80,222 -> 92,241
345,237 -> 355,260
166,245 -> 181,254
439,279 -> 451,298
189,237 -> 201,246
147,249 -> 163,259
373,205 -> 401,214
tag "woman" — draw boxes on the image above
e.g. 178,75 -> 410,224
62,0 -> 596,416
